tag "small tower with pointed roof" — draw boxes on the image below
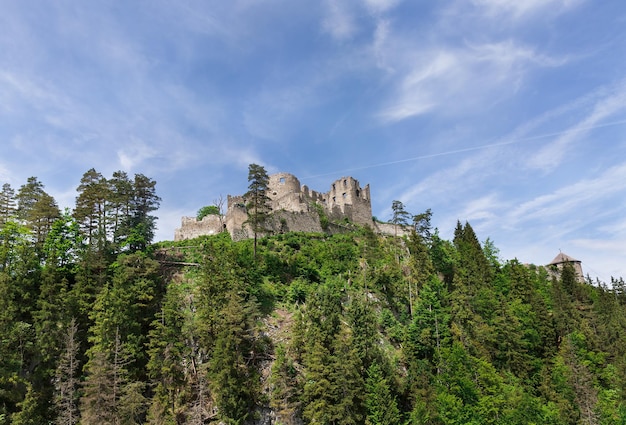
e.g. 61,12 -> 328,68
548,252 -> 584,282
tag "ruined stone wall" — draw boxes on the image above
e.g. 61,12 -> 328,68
325,177 -> 372,226
269,210 -> 324,234
226,195 -> 249,240
301,185 -> 325,204
373,222 -> 410,237
174,215 -> 224,241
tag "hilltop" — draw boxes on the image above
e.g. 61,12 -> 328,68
1,167 -> 626,424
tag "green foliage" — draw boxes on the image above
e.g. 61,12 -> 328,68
207,292 -> 258,424
390,200 -> 411,236
365,362 -> 401,425
196,205 -> 220,220
43,209 -> 83,271
2,196 -> 626,425
313,202 -> 330,231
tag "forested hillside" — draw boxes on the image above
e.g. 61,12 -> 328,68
1,172 -> 626,424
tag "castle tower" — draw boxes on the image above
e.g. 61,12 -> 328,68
267,173 -> 308,213
548,252 -> 584,283
326,176 -> 372,226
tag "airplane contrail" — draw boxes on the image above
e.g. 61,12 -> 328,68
304,118 -> 626,179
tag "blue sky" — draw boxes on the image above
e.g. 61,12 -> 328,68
2,0 -> 626,282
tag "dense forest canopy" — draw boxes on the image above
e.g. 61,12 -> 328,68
1,168 -> 626,425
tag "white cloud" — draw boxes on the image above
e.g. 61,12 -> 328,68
154,207 -> 188,242
322,0 -> 358,41
372,19 -> 393,71
510,162 -> 626,223
529,83 -> 626,171
471,0 -> 583,20
398,147 -> 502,205
457,193 -> 502,223
364,0 -> 401,14
117,139 -> 158,172
377,51 -> 455,122
377,40 -> 558,123
0,71 -> 72,116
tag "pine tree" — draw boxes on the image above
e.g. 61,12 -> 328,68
365,363 -> 400,425
80,329 -> 147,425
301,284 -> 365,425
269,344 -> 301,424
43,210 -> 83,271
207,292 -> 257,424
390,200 -> 411,238
15,177 -> 60,253
16,177 -> 45,221
346,294 -> 378,368
74,168 -> 110,251
145,284 -> 188,424
29,192 -> 61,253
244,163 -> 271,259
0,183 -> 16,226
108,171 -> 134,250
54,319 -> 80,425
120,174 -> 160,252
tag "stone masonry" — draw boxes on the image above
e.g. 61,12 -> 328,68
174,172 -> 387,241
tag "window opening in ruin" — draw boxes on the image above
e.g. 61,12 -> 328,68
273,192 -> 277,196
343,179 -> 347,187
279,177 -> 285,184
332,183 -> 336,191
342,192 -> 347,199
356,189 -> 360,198
332,196 -> 336,202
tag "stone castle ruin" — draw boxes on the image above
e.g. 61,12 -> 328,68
175,172 -> 398,241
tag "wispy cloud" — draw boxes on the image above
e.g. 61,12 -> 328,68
0,71 -> 72,117
322,0 -> 358,41
364,0 -> 402,14
117,139 -> 158,172
398,147 -> 502,204
457,193 -> 503,223
471,0 -> 584,21
529,82 -> 626,171
377,40 -> 559,122
510,162 -> 626,223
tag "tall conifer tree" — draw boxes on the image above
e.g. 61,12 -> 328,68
0,183 -> 16,226
244,163 -> 271,259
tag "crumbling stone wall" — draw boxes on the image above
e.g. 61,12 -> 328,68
175,172 -> 381,241
326,177 -> 371,225
174,215 -> 224,240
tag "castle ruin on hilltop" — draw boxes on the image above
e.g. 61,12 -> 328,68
174,172 -> 399,241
